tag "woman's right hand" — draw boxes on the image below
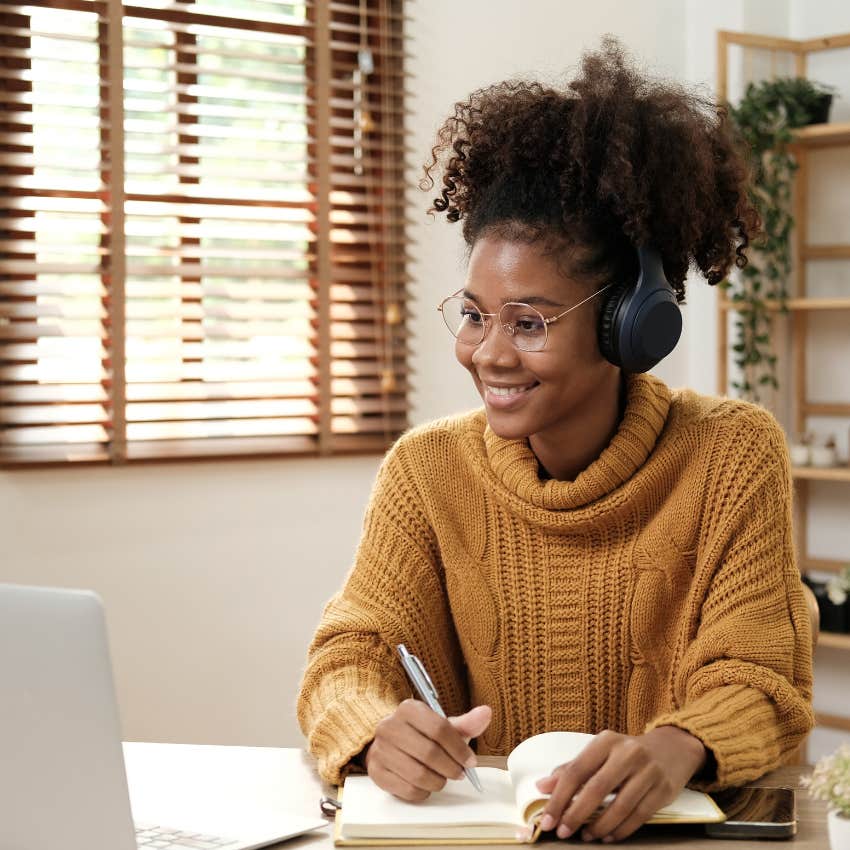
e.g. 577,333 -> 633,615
364,700 -> 492,801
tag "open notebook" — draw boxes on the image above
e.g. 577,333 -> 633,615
335,731 -> 725,845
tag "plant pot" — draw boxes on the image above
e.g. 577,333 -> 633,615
807,93 -> 833,125
790,444 -> 811,466
810,445 -> 838,468
828,809 -> 850,850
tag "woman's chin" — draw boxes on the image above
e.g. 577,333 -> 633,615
484,410 -> 534,440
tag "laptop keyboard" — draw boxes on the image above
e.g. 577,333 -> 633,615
136,824 -> 238,848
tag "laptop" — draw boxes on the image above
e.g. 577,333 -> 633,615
0,584 -> 328,850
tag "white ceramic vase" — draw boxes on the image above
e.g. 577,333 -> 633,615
810,445 -> 838,468
789,444 -> 811,466
828,809 -> 850,850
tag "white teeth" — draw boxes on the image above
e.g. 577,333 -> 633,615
487,384 -> 534,396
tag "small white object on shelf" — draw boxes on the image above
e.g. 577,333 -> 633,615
811,435 -> 838,468
790,444 -> 811,466
790,432 -> 813,466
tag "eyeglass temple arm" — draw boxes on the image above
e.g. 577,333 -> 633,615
545,283 -> 613,324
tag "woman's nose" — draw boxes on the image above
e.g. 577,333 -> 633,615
471,319 -> 521,369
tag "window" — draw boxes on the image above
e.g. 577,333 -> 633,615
0,0 -> 408,464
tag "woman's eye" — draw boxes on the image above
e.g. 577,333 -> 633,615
462,308 -> 484,324
516,317 -> 545,335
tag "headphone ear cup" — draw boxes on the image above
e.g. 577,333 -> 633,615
598,283 -> 629,367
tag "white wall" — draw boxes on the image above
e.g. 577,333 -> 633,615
0,455 -> 381,745
1,0 -> 847,756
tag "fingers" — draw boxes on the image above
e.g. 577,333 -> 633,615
538,739 -> 611,836
583,765 -> 670,843
367,700 -> 489,801
604,789 -> 664,844
390,716 -> 467,781
372,740 -> 452,798
535,773 -> 558,794
449,704 -> 492,740
537,731 -> 683,843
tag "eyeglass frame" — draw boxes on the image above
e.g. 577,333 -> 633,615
436,283 -> 613,352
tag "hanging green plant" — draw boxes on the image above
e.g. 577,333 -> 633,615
723,76 -> 835,402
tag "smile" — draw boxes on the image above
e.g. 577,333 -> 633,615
486,383 -> 536,396
482,381 -> 539,409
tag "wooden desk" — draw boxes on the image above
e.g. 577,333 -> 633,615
284,753 -> 829,849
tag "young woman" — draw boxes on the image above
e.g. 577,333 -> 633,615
297,40 -> 813,843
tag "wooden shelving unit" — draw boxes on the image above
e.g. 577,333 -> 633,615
716,30 -> 850,741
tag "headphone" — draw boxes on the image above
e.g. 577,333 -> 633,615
597,245 -> 682,373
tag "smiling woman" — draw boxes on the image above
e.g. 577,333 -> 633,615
449,238 -> 622,480
297,37 -> 814,845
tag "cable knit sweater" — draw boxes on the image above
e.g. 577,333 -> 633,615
297,373 -> 814,789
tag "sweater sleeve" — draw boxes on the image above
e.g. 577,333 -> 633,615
296,437 -> 469,785
644,410 -> 814,790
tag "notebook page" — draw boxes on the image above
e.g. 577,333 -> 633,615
507,731 -> 594,821
340,767 -> 527,840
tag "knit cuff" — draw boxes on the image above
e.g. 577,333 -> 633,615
644,684 -> 787,791
302,666 -> 403,786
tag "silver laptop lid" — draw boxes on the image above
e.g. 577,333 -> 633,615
0,584 -> 136,850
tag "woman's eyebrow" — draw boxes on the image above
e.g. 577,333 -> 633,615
462,289 -> 565,308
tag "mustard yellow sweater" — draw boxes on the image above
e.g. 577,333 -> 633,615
297,373 -> 814,789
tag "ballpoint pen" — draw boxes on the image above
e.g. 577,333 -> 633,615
396,643 -> 483,793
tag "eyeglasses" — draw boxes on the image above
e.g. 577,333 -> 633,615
437,284 -> 612,352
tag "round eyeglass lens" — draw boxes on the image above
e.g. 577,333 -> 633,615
441,297 -> 486,345
499,302 -> 547,351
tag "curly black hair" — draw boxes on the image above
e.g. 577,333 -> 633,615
421,37 -> 761,303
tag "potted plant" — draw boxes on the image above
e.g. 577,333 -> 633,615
802,743 -> 850,849
723,77 -> 837,402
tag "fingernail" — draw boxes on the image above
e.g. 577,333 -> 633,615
540,815 -> 554,832
602,837 -> 614,844
582,830 -> 594,842
557,824 -> 571,839
465,755 -> 477,768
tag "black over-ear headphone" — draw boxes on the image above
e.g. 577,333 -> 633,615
597,245 -> 682,373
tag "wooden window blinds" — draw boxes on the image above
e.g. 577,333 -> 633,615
0,0 -> 409,465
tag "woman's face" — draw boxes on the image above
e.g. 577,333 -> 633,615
455,235 -> 619,441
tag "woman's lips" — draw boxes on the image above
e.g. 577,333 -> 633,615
483,381 -> 539,409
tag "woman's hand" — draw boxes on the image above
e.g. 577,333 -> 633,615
535,726 -> 707,843
364,700 -> 492,801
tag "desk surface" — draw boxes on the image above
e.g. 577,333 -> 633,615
284,753 -> 828,850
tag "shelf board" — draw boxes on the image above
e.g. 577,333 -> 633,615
815,710 -> 850,732
719,297 -> 850,312
793,465 -> 850,481
804,244 -> 850,260
792,466 -> 850,482
803,558 -> 848,575
791,121 -> 850,148
817,632 -> 850,651
804,402 -> 850,417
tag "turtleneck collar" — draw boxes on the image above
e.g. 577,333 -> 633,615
482,372 -> 672,511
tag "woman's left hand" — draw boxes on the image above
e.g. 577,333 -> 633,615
535,726 -> 707,843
